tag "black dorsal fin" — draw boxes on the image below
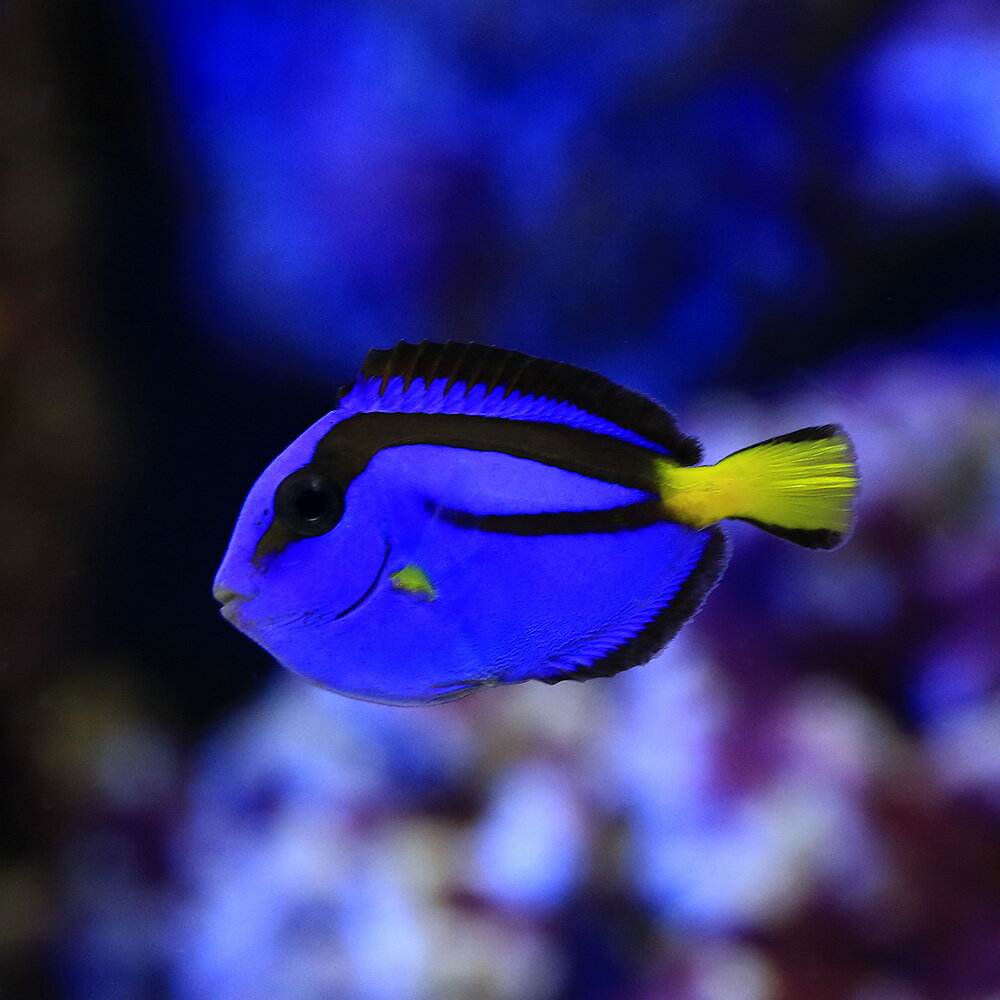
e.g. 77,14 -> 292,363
358,340 -> 702,465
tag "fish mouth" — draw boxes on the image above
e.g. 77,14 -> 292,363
213,583 -> 252,623
334,541 -> 391,620
212,539 -> 390,628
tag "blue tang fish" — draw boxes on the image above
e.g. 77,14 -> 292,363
214,342 -> 858,705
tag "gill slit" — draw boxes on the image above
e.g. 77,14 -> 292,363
333,541 -> 391,620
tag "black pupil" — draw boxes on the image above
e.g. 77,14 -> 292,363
295,485 -> 327,522
275,469 -> 343,537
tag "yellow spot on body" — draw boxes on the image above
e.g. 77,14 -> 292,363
391,563 -> 437,601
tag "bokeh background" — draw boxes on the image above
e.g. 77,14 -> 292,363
2,1 -> 999,998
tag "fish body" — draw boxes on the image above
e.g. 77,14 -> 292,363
214,342 -> 857,705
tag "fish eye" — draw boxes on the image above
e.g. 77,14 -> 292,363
274,468 -> 344,537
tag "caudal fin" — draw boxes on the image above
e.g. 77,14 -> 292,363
660,425 -> 859,549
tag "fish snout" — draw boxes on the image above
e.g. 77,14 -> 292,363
213,582 -> 253,623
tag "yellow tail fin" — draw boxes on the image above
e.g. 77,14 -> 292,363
658,425 -> 858,549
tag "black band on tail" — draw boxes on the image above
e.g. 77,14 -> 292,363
736,518 -> 846,550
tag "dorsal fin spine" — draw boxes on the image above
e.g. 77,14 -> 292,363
419,339 -> 447,387
441,342 -> 468,395
461,347 -> 493,398
400,341 -> 424,391
398,342 -> 423,393
377,344 -> 397,394
483,351 -> 513,396
499,352 -> 534,398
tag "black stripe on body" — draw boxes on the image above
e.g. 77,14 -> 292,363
541,526 -> 729,683
352,341 -> 703,465
254,411 -> 669,562
312,411 -> 666,491
426,498 -> 665,536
